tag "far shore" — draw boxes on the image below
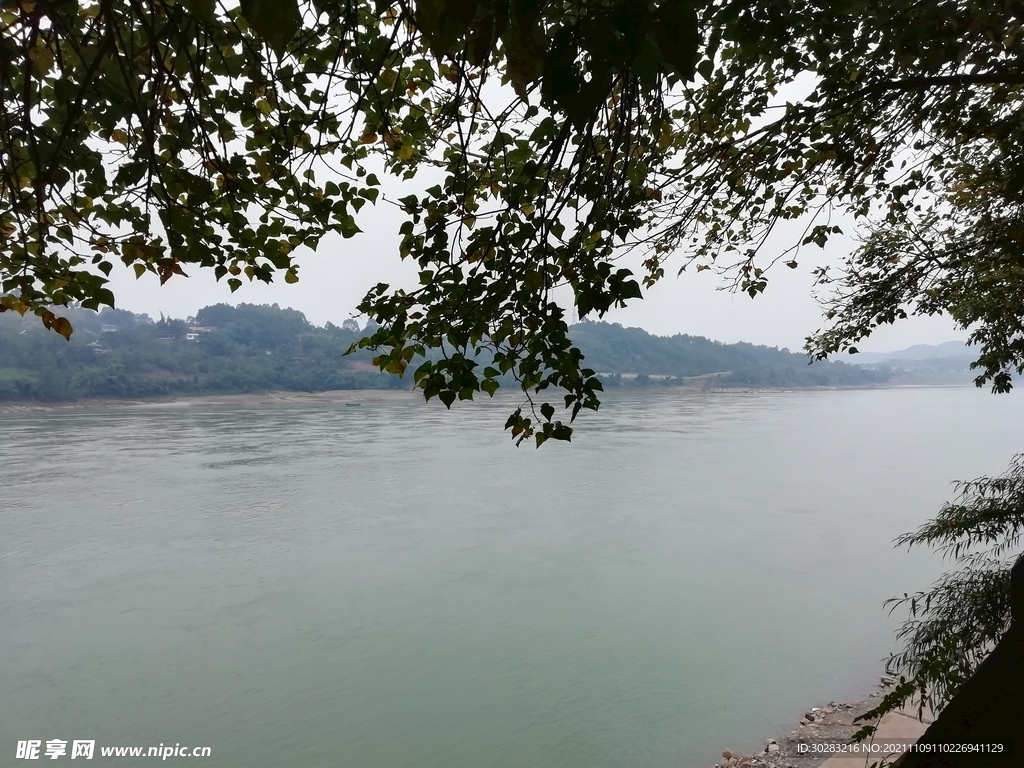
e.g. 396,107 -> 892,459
0,388 -> 422,414
0,381 -> 975,415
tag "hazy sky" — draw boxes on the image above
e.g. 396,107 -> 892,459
105,190 -> 965,355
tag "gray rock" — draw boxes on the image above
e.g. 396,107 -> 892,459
767,744 -> 780,754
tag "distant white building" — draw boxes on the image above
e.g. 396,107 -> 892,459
186,326 -> 216,342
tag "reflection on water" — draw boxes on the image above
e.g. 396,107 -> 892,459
2,387 -> 1022,768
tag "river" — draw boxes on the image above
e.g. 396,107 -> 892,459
2,387 -> 1022,767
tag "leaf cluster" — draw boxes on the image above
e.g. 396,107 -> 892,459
1,0 -> 382,330
638,0 -> 1024,392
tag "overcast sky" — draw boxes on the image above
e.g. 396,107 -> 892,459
105,190 -> 965,355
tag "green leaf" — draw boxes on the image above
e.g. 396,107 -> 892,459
501,9 -> 544,100
53,317 -> 73,340
620,279 -> 643,300
183,0 -> 216,21
28,46 -> 54,77
552,423 -> 573,441
240,0 -> 301,54
654,1 -> 699,80
466,12 -> 499,66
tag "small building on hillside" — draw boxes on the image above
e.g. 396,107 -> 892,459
185,326 -> 216,342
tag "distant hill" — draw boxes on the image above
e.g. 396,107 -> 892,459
568,321 -> 888,388
842,340 -> 979,385
0,303 -> 401,402
847,341 -> 972,365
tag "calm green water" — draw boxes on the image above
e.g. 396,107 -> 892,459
2,387 -> 1022,767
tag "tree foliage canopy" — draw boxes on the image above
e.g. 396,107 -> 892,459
625,0 -> 1024,396
2,0 -> 1022,443
1,0 -> 708,443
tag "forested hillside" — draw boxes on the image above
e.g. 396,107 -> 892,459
572,322 -> 888,388
0,307 -> 888,402
0,304 -> 400,401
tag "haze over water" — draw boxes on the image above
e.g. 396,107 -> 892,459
3,387 -> 1022,768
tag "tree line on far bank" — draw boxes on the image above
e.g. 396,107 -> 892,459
0,303 -> 399,401
572,321 -> 889,388
0,303 -> 890,402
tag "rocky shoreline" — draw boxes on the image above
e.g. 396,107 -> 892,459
712,677 -> 912,768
